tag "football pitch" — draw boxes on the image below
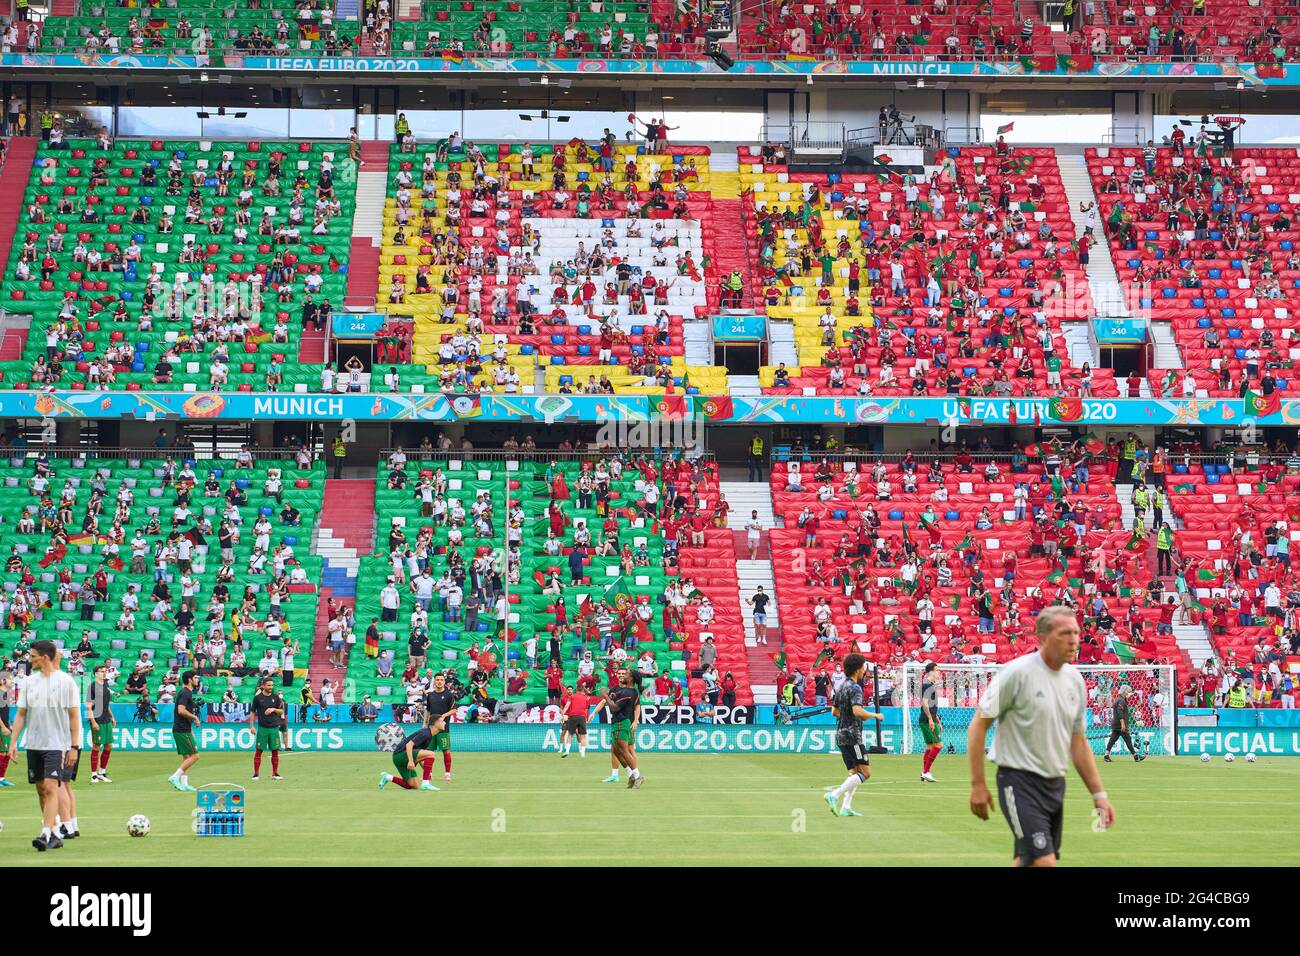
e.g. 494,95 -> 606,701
2,753 -> 1295,867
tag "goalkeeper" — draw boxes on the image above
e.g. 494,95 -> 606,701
1103,689 -> 1143,762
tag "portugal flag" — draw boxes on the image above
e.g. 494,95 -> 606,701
694,395 -> 734,421
1245,389 -> 1280,417
657,394 -> 688,420
1049,397 -> 1084,422
996,122 -> 1015,135
602,575 -> 633,613
1111,638 -> 1149,663
1079,432 -> 1106,456
1057,53 -> 1095,72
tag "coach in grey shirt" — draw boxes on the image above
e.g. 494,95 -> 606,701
967,606 -> 1115,867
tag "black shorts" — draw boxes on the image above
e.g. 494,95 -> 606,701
27,749 -> 70,784
563,716 -> 587,736
996,767 -> 1066,862
838,740 -> 869,771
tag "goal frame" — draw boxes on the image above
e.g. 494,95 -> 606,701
899,662 -> 1177,757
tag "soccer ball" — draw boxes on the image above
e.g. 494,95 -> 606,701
126,814 -> 150,837
374,722 -> 405,753
1199,753 -> 1211,763
1224,752 -> 1235,763
610,647 -> 628,663
1245,752 -> 1257,763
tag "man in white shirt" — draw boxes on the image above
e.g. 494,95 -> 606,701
967,606 -> 1114,867
412,571 -> 435,612
381,579 -> 401,622
9,640 -> 82,850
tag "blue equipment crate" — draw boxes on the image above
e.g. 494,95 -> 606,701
195,785 -> 246,837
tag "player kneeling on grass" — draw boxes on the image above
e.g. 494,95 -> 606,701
824,653 -> 883,818
250,678 -> 286,781
380,713 -> 449,792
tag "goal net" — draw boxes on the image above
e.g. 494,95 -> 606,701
899,662 -> 1177,757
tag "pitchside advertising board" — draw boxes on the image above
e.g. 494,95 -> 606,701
88,722 -> 862,754
86,723 -> 1300,756
72,707 -> 1300,755
104,701 -> 755,725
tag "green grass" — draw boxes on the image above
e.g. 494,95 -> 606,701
2,753 -> 1296,866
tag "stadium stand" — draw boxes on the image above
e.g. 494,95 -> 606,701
0,137 -> 354,392
373,137 -> 729,395
0,450 -> 324,706
1166,456 -> 1300,705
739,0 -> 1025,61
347,453 -> 750,715
31,0 -> 717,58
742,144 -> 1118,397
38,0 -> 358,56
390,0 -> 708,58
32,0 -> 1290,61
766,448 -> 1196,694
1087,143 -> 1300,401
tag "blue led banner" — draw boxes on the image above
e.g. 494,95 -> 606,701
72,714 -> 1296,755
711,314 -> 766,342
3,53 -> 1298,86
84,721 -> 855,754
0,391 -> 1293,425
1093,318 -> 1148,344
331,313 -> 387,339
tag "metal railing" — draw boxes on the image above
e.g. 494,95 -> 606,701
1104,125 -> 1146,146
847,122 -> 943,150
943,125 -> 983,145
769,447 -> 1278,467
772,448 -> 1025,466
732,190 -> 759,311
380,448 -> 717,464
0,445 -> 317,463
763,121 -> 845,152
